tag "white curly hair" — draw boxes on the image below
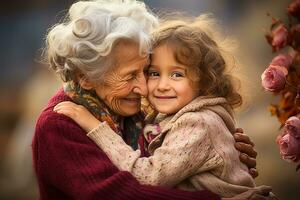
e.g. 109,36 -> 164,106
45,0 -> 158,83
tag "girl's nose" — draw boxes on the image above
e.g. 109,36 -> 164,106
157,77 -> 170,91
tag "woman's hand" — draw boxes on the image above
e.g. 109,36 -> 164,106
233,128 -> 258,178
222,185 -> 278,200
54,101 -> 100,132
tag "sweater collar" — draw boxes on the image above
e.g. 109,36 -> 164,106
64,81 -> 122,134
158,96 -> 236,134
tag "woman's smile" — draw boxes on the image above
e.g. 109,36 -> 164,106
123,97 -> 141,104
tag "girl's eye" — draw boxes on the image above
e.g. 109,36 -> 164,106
171,72 -> 184,78
148,71 -> 160,77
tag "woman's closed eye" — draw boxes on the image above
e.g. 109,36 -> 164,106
125,73 -> 137,81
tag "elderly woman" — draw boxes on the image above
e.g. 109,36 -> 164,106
32,1 -> 267,199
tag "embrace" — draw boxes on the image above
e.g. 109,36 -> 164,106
32,0 -> 276,199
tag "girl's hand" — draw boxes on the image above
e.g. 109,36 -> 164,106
233,128 -> 258,178
54,101 -> 100,132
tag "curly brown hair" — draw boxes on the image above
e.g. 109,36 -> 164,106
150,14 -> 242,108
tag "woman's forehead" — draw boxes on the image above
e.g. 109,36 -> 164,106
114,41 -> 140,59
113,41 -> 149,69
116,56 -> 149,75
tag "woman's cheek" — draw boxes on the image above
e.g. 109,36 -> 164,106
109,82 -> 132,108
109,97 -> 123,113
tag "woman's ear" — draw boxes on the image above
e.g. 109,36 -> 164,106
76,73 -> 94,90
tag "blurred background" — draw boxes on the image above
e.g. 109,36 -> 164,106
0,0 -> 299,199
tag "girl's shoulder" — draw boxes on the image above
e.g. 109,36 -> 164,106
173,108 -> 221,125
167,106 -> 235,135
170,97 -> 227,120
161,109 -> 216,134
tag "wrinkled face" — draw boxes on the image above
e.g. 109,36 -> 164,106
94,42 -> 149,116
147,44 -> 199,114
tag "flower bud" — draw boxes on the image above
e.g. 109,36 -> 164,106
271,54 -> 293,69
271,24 -> 291,51
287,0 -> 300,19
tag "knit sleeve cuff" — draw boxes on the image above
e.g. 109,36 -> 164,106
87,121 -> 111,136
86,121 -> 142,172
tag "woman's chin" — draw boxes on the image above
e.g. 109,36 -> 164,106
115,105 -> 141,116
119,109 -> 140,116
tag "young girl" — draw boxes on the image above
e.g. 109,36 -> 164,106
54,15 -> 256,198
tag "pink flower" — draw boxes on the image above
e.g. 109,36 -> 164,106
261,66 -> 286,92
269,24 -> 291,51
287,0 -> 300,19
270,54 -> 293,69
277,116 -> 300,162
277,134 -> 300,162
261,54 -> 293,93
285,116 -> 300,139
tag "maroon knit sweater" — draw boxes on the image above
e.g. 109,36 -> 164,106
32,89 -> 220,200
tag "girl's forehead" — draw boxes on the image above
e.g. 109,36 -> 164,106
151,43 -> 174,56
153,43 -> 173,50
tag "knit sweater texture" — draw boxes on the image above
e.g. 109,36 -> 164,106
32,89 -> 220,200
87,96 -> 255,198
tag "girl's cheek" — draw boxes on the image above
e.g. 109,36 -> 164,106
147,80 -> 156,94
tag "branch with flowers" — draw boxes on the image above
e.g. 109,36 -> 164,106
261,0 -> 300,171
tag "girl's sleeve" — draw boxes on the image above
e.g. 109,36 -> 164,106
87,111 -> 216,187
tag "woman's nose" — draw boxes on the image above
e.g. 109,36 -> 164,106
133,73 -> 148,96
